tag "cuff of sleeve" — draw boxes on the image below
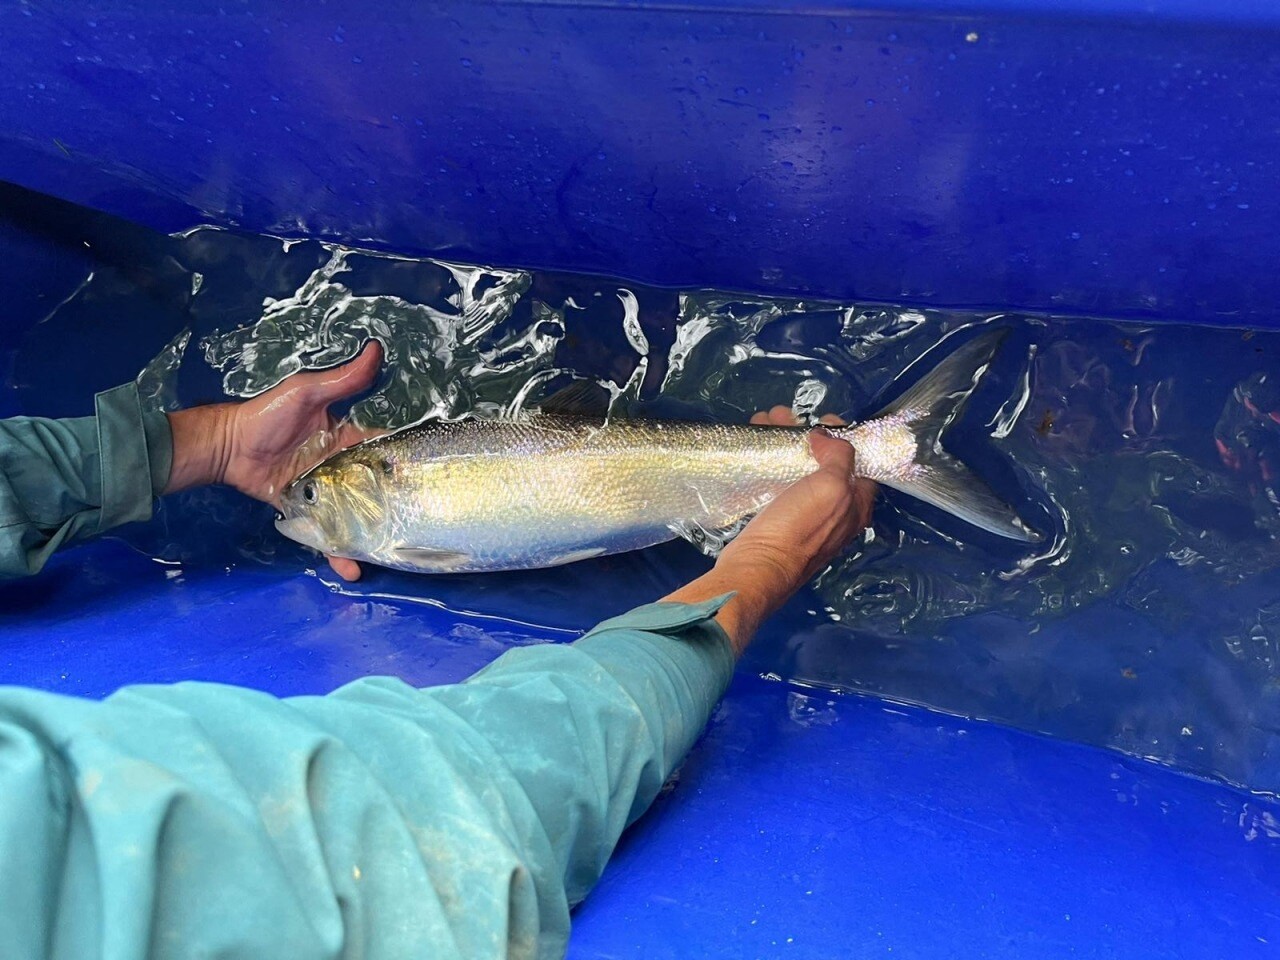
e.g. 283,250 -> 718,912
582,593 -> 736,639
94,383 -> 169,531
574,593 -> 738,719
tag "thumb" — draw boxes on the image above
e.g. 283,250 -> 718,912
808,427 -> 855,475
305,340 -> 383,406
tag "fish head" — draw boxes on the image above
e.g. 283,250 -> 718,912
275,449 -> 391,558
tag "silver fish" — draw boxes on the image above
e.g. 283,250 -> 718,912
276,329 -> 1036,573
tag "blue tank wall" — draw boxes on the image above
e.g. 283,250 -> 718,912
1,1 -> 1279,325
4,4 -> 1280,957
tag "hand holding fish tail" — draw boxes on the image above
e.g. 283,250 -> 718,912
665,410 -> 876,656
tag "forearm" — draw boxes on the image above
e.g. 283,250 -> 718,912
457,595 -> 736,915
162,403 -> 234,494
667,427 -> 876,656
662,550 -> 805,657
0,678 -> 555,959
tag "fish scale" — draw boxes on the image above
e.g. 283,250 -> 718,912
275,330 -> 1037,574
360,417 -> 816,571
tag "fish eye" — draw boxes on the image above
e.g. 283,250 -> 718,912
302,481 -> 318,504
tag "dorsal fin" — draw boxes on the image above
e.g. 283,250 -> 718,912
538,379 -> 613,417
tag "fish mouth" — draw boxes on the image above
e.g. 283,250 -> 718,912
274,512 -> 330,554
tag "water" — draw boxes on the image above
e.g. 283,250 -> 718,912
8,224 -> 1280,792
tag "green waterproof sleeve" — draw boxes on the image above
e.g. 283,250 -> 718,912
0,595 -> 736,960
0,382 -> 173,578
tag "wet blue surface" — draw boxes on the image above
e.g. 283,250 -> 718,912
4,183 -> 1280,784
4,537 -> 1279,958
0,536 -> 680,698
4,1 -> 1280,951
6,203 -> 1280,791
2,3 -> 1280,325
572,677 -> 1280,959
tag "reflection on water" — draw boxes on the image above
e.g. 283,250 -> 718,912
201,246 -> 540,427
10,225 -> 1280,792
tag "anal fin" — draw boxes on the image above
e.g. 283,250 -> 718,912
546,546 -> 607,567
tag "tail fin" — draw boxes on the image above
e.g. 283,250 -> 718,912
867,328 -> 1038,542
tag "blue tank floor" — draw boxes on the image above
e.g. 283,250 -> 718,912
3,539 -> 1279,957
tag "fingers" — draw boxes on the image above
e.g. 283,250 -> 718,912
327,555 -> 363,582
306,340 -> 384,406
750,405 -> 797,426
749,406 -> 847,428
808,429 -> 876,532
808,427 -> 856,475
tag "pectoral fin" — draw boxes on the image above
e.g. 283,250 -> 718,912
390,545 -> 473,571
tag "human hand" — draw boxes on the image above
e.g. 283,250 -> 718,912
220,342 -> 383,506
165,341 -> 383,581
226,342 -> 384,582
720,405 -> 877,596
664,405 -> 876,653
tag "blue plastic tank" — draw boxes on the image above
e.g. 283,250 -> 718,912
3,2 -> 1280,956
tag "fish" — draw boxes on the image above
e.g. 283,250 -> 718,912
275,328 -> 1037,574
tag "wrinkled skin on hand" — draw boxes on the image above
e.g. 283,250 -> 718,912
659,404 -> 877,652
